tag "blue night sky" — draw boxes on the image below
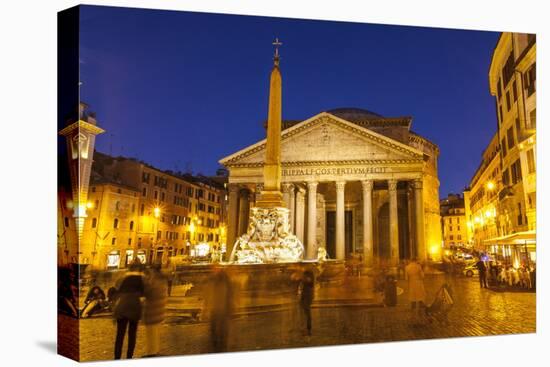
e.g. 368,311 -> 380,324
79,5 -> 500,197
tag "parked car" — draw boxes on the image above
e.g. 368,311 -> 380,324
463,263 -> 479,277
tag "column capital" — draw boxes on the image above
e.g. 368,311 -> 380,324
388,179 -> 398,192
228,183 -> 240,193
307,181 -> 318,190
335,180 -> 346,191
282,183 -> 294,193
412,179 -> 423,190
296,185 -> 306,195
361,179 -> 374,191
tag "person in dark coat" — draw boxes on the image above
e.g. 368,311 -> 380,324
206,269 -> 234,353
113,264 -> 145,359
475,259 -> 488,288
300,270 -> 315,336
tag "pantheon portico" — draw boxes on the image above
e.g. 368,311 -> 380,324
220,108 -> 442,265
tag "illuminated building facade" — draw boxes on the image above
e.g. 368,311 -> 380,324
57,106 -> 228,270
440,193 -> 468,248
465,32 -> 536,266
221,108 -> 443,265
84,152 -> 227,268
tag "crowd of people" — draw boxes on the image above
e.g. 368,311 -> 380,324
483,261 -> 536,290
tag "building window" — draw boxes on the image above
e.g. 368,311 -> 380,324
95,199 -> 99,208
497,78 -> 502,100
517,203 -> 523,226
507,127 -> 515,150
457,225 -> 461,231
92,218 -> 97,228
161,192 -> 165,201
505,91 -> 511,111
140,204 -> 145,216
112,237 -> 117,245
511,159 -> 522,185
528,109 -> 536,129
128,238 -> 132,245
154,191 -> 158,200
129,221 -> 134,231
142,172 -> 150,183
113,218 -> 119,229
524,63 -> 536,96
512,80 -> 518,102
157,231 -> 161,240
502,52 -> 514,87
498,105 -> 503,125
457,235 -> 462,240
142,187 -> 147,197
515,118 -> 521,138
64,217 -> 69,227
449,235 -> 454,241
503,169 -> 510,186
501,138 -> 507,157
449,226 -> 453,232
527,149 -> 535,173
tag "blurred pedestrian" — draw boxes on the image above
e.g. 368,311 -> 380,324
167,272 -> 175,296
290,266 -> 305,333
81,285 -> 106,318
143,265 -> 167,357
113,263 -> 145,360
405,258 -> 426,323
206,269 -> 234,353
475,259 -> 488,288
300,270 -> 315,336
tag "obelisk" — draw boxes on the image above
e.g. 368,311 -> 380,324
228,38 -> 304,264
256,38 -> 284,208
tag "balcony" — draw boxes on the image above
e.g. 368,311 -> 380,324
498,186 -> 515,201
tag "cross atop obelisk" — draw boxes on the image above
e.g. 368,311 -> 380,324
256,38 -> 284,208
273,37 -> 282,65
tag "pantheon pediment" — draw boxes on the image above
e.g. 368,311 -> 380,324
220,112 -> 424,167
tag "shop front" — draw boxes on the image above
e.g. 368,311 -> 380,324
483,230 -> 536,268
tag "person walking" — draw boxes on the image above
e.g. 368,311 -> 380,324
206,269 -> 234,353
143,265 -> 167,357
113,263 -> 145,360
405,258 -> 426,324
475,258 -> 488,288
300,270 -> 315,336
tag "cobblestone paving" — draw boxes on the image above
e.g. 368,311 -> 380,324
75,275 -> 536,361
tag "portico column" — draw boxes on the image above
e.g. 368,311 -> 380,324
335,180 -> 346,260
295,186 -> 306,243
282,183 -> 292,208
238,189 -> 250,236
288,184 -> 296,232
413,179 -> 426,262
306,181 -> 318,259
361,180 -> 374,267
227,184 -> 240,259
388,179 -> 399,267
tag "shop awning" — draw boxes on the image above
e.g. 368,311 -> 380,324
483,230 -> 536,246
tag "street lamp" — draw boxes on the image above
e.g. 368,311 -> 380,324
152,206 -> 161,265
486,181 -> 496,191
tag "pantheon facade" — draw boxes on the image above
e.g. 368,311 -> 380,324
220,108 -> 442,265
